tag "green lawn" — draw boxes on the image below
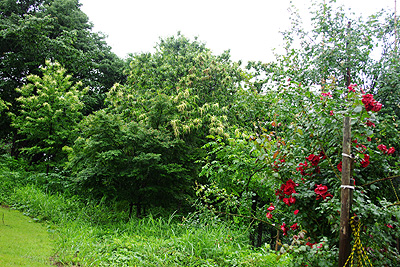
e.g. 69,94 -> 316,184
0,207 -> 54,266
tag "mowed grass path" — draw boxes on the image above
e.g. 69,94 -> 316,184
0,207 -> 54,266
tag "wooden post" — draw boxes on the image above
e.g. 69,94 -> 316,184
338,116 -> 353,267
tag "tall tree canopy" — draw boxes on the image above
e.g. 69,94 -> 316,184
10,61 -> 86,170
0,0 -> 126,141
66,34 -> 254,216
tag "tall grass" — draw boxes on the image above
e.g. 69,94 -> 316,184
0,158 -> 290,266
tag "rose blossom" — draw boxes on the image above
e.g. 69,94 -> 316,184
281,223 -> 288,236
291,223 -> 299,230
348,84 -> 357,92
360,154 -> 370,168
321,92 -> 332,97
362,94 -> 382,112
306,154 -> 320,166
337,161 -> 342,172
377,144 -> 387,153
372,102 -> 382,112
387,147 -> 395,155
315,184 -> 333,200
366,120 -> 375,127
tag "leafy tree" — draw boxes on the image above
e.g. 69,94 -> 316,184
0,0 -> 126,143
123,33 -> 250,139
66,109 -> 194,218
126,33 -> 245,105
195,3 -> 400,265
258,0 -> 397,92
10,61 -> 86,172
67,34 -> 253,215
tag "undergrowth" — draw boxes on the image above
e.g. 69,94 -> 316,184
0,156 -> 289,266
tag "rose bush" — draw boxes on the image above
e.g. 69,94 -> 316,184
249,80 -> 400,266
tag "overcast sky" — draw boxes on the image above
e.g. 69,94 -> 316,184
80,0 -> 395,63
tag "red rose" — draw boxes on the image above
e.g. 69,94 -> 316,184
321,92 -> 332,97
315,184 -> 333,200
337,161 -> 342,172
296,161 -> 309,176
283,186 -> 296,196
266,212 -> 273,219
362,94 -> 375,111
286,179 -> 298,188
372,102 -> 382,112
362,94 -> 382,112
315,184 -> 328,195
366,120 -> 375,127
291,223 -> 299,230
280,223 -> 288,236
378,144 -> 387,153
267,204 -> 275,211
306,154 -> 320,166
283,198 -> 290,206
277,179 -> 299,201
348,84 -> 357,92
362,94 -> 374,104
387,147 -> 395,155
306,242 -> 315,248
283,179 -> 298,195
360,154 -> 370,168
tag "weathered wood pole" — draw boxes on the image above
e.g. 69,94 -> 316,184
338,116 -> 353,267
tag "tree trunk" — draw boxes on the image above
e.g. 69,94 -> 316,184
136,202 -> 142,218
128,201 -> 134,219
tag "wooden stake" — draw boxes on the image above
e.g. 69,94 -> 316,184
338,116 -> 353,267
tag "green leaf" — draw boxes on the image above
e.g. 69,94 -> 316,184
353,105 -> 363,113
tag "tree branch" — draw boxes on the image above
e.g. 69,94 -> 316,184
386,201 -> 400,208
360,175 -> 400,187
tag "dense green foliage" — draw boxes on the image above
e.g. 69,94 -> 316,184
10,61 -> 87,170
0,0 -> 126,143
63,33 -> 257,217
0,0 -> 399,266
0,157 -> 289,266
